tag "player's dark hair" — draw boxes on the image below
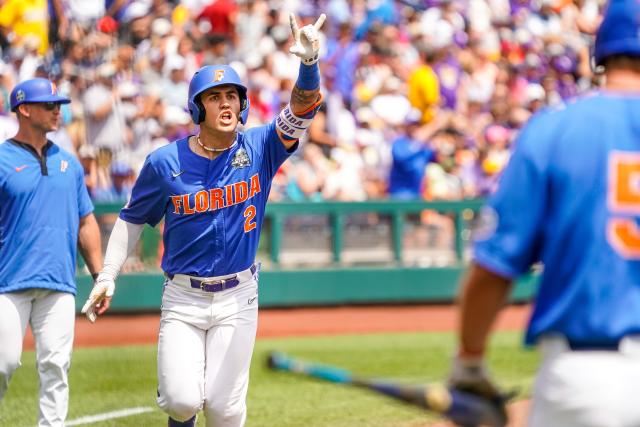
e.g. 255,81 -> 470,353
602,54 -> 640,73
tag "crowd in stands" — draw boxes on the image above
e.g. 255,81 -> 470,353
0,0 -> 606,204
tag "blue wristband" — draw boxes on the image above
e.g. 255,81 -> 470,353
296,62 -> 320,90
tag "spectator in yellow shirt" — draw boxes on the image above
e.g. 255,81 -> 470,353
408,43 -> 440,124
0,0 -> 49,55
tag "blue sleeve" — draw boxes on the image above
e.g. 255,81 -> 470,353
473,118 -> 549,278
263,121 -> 298,178
119,156 -> 167,226
75,158 -> 94,218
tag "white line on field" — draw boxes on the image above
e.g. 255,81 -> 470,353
66,407 -> 154,425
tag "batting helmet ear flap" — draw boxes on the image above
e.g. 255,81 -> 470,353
188,96 -> 204,124
239,97 -> 250,124
198,100 -> 206,123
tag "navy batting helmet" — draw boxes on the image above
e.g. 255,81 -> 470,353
594,0 -> 640,67
187,65 -> 250,125
10,78 -> 70,112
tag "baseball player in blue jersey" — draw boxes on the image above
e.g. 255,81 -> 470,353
447,1 -> 640,425
388,110 -> 436,200
81,13 -> 326,427
0,78 -> 103,426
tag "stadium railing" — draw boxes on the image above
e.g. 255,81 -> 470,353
77,200 -> 537,312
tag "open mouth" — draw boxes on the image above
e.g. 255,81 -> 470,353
220,111 -> 233,123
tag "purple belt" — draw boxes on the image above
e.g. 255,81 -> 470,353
167,264 -> 257,293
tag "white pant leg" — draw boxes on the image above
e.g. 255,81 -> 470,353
30,290 -> 75,427
618,337 -> 640,426
203,280 -> 258,427
0,292 -> 32,401
204,280 -> 258,427
530,336 -> 640,427
157,283 -> 208,421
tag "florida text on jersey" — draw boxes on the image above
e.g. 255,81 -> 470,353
119,121 -> 295,277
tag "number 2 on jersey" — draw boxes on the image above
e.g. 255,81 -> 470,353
244,205 -> 257,233
608,151 -> 640,258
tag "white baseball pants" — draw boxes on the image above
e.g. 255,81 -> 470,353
530,335 -> 640,427
157,272 -> 259,427
0,289 -> 75,427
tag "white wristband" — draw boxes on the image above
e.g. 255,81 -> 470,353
276,105 -> 314,139
302,52 -> 319,66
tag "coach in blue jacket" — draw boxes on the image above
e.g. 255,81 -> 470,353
0,78 -> 103,427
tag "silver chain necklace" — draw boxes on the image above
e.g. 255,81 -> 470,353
196,135 -> 237,153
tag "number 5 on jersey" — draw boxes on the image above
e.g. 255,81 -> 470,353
608,151 -> 640,258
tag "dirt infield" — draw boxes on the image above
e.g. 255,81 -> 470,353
23,304 -> 532,426
23,304 -> 531,348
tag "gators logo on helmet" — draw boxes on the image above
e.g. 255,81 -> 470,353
214,69 -> 225,82
16,90 -> 25,102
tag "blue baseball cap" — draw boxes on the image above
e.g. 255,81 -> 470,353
594,0 -> 640,66
10,78 -> 70,112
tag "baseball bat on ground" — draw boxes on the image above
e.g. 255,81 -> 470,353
267,351 -> 508,427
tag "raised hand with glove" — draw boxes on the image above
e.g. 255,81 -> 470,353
275,12 -> 326,147
288,13 -> 325,66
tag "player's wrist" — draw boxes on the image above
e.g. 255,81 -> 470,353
96,271 -> 114,282
301,53 -> 319,66
296,62 -> 320,90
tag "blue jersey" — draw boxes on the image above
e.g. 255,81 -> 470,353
474,92 -> 640,346
388,136 -> 433,199
0,140 -> 94,294
120,121 -> 295,277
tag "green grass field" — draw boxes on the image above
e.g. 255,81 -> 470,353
0,332 -> 538,427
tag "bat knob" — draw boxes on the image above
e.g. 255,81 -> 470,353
267,352 -> 276,370
267,351 -> 283,370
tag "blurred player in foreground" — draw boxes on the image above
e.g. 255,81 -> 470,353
448,0 -> 640,425
0,78 -> 103,426
81,13 -> 326,427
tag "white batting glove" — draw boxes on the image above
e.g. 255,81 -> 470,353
81,274 -> 116,323
289,13 -> 326,65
